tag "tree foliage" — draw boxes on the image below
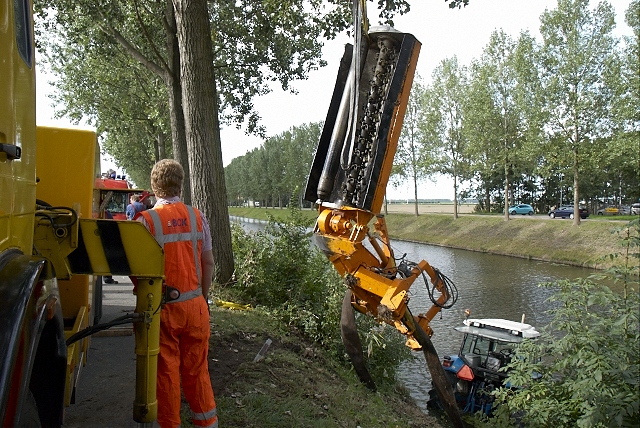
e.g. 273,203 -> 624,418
36,5 -> 170,188
386,0 -> 636,218
473,30 -> 541,220
35,0 -> 414,170
225,123 -> 321,208
422,56 -> 468,218
538,0 -> 619,225
391,76 -> 436,216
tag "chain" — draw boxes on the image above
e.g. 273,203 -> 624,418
342,36 -> 398,206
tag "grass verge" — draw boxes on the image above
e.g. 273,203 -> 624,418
202,306 -> 445,428
383,213 -> 629,269
228,207 -> 634,269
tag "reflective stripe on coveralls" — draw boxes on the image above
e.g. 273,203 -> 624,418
166,286 -> 202,303
140,203 -> 217,428
146,207 -> 203,285
192,407 -> 218,427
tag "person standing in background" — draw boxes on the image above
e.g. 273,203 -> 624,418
126,194 -> 145,220
138,159 -> 217,428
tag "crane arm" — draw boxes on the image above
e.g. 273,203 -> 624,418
304,3 -> 463,426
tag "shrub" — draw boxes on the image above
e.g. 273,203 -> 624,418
483,219 -> 639,428
224,204 -> 412,385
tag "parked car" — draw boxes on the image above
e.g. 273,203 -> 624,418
549,205 -> 589,219
618,206 -> 631,215
596,206 -> 619,215
508,203 -> 534,215
632,203 -> 640,216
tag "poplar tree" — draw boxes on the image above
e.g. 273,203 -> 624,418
539,0 -> 618,226
393,78 -> 435,216
423,57 -> 468,219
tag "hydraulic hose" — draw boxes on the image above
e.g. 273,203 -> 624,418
66,313 -> 140,346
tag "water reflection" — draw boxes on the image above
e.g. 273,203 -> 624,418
230,216 -> 269,232
230,216 -> 602,411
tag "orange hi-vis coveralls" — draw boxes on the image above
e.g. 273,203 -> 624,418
140,201 -> 218,428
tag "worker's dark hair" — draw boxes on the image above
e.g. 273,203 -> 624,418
151,159 -> 184,198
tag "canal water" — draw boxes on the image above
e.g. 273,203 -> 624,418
390,239 -> 597,410
230,216 -> 598,410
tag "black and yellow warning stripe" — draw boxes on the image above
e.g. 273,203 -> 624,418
66,219 -> 164,279
68,220 -> 129,274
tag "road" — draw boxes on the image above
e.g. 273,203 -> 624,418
384,203 -> 630,222
384,203 -> 475,215
63,276 -> 142,428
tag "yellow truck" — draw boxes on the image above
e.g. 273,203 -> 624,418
1,2 -> 164,426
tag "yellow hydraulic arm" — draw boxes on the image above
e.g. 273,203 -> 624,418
314,207 -> 455,347
304,2 -> 463,426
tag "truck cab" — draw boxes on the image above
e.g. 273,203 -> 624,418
94,172 -> 133,219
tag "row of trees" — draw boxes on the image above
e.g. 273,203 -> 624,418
227,0 -> 639,226
395,0 -> 639,223
225,123 -> 321,209
35,0 -> 413,282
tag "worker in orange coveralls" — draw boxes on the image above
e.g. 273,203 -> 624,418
138,159 -> 217,428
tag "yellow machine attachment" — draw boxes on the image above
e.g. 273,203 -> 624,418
304,18 -> 457,346
314,208 -> 456,349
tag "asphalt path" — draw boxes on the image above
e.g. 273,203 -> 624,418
62,276 -> 144,428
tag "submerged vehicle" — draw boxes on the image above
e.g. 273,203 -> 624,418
428,315 -> 540,415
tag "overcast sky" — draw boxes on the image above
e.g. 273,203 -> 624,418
36,0 -> 633,199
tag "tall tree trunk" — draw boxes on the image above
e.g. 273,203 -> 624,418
504,145 -> 510,221
413,169 -> 419,217
165,0 -> 191,204
573,146 -> 581,226
173,0 -> 234,284
157,132 -> 166,160
453,172 -> 459,219
153,132 -> 160,163
484,186 -> 490,213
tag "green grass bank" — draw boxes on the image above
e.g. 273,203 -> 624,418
228,207 -> 637,270
205,305 -> 444,428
